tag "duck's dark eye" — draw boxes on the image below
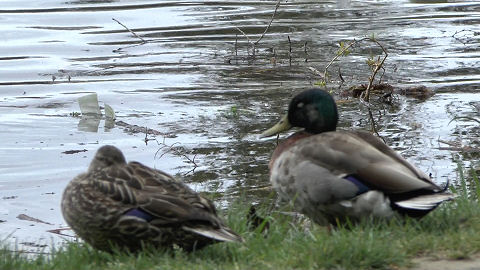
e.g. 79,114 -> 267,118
97,156 -> 111,165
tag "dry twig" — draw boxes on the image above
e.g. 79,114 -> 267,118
362,38 -> 388,102
154,137 -> 198,175
438,139 -> 480,153
323,36 -> 389,140
234,26 -> 254,55
322,37 -> 369,84
112,18 -> 146,43
254,0 -> 281,45
234,0 -> 281,56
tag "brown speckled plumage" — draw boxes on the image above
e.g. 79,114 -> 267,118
61,145 -> 242,252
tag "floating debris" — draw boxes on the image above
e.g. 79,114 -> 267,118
17,214 -> 53,225
116,120 -> 164,135
75,93 -> 168,136
104,103 -> 115,120
343,83 -> 434,101
78,93 -> 101,116
397,85 -> 434,100
20,242 -> 48,248
62,149 -> 88,155
47,227 -> 76,238
346,83 -> 394,98
438,140 -> 480,153
78,93 -> 102,116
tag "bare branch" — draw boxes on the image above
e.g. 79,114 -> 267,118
112,18 -> 146,43
234,26 -> 254,55
362,38 -> 388,102
154,137 -> 198,175
322,37 -> 369,84
367,107 -> 385,143
234,0 -> 281,56
254,0 -> 281,45
449,116 -> 480,125
234,26 -> 252,44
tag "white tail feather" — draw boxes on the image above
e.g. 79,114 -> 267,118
182,226 -> 244,243
395,193 -> 455,210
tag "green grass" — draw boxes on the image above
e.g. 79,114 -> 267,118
2,169 -> 480,270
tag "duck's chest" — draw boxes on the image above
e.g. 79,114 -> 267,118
61,180 -> 126,230
268,132 -> 313,170
268,135 -> 363,207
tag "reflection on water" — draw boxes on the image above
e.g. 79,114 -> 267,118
78,116 -> 118,132
78,115 -> 101,132
0,0 -> 479,251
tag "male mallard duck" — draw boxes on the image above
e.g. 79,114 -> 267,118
61,145 -> 243,252
261,88 -> 454,225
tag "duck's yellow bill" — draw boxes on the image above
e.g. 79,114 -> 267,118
260,114 -> 292,138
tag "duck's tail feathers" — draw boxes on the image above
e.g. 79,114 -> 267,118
182,225 -> 244,243
394,193 -> 455,212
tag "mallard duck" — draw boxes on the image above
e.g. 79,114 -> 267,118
61,145 -> 243,252
261,88 -> 454,225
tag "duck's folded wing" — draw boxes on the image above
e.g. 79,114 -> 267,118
136,175 -> 244,242
348,130 -> 434,183
295,131 -> 440,194
356,161 -> 436,193
91,162 -> 220,224
90,162 -> 243,243
139,194 -> 222,226
90,166 -> 142,205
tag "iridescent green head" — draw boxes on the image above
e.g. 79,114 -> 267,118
261,88 -> 338,137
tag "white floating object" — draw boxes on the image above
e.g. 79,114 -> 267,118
104,103 -> 116,120
78,93 -> 101,116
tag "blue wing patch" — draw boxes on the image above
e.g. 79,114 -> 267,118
124,208 -> 154,222
344,175 -> 370,195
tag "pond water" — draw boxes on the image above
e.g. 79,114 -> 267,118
0,0 -> 479,253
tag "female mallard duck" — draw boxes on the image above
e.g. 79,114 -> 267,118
61,145 -> 243,252
261,88 -> 454,225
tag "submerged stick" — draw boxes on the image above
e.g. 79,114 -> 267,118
235,34 -> 238,57
234,26 -> 254,56
288,35 -> 292,66
304,41 -> 308,62
367,107 -> 384,142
